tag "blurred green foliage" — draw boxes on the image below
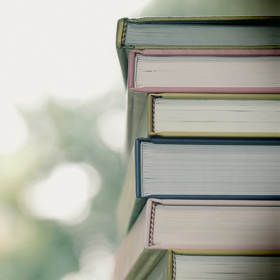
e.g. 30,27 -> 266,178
0,91 -> 126,280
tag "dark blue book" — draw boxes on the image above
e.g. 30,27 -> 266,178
117,138 -> 280,237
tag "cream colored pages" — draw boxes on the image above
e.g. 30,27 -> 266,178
141,142 -> 280,197
175,255 -> 280,280
153,98 -> 280,133
135,55 -> 280,88
153,205 -> 280,249
126,23 -> 280,46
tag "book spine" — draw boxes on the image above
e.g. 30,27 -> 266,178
172,253 -> 176,280
121,20 -> 127,46
134,138 -> 142,198
152,97 -> 155,133
149,202 -> 157,246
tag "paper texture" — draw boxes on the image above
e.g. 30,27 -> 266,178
118,137 -> 280,239
114,199 -> 280,280
148,93 -> 280,137
123,49 -> 280,162
128,49 -> 280,93
116,17 -> 280,84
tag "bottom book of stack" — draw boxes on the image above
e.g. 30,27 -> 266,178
146,249 -> 280,280
114,199 -> 280,280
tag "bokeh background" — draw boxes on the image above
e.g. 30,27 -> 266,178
0,1 -> 279,279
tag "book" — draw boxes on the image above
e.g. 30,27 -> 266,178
116,16 -> 280,280
129,49 -> 280,93
124,49 -> 280,162
126,93 -> 280,153
148,93 -> 280,137
146,250 -> 280,280
114,198 -> 280,280
116,16 -> 280,83
117,138 -> 280,237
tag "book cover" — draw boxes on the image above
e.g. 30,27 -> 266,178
147,93 -> 280,137
128,49 -> 280,93
123,49 -> 280,162
114,198 -> 280,280
116,16 -> 280,83
146,249 -> 280,280
117,138 -> 280,237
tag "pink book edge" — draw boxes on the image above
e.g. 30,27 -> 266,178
128,86 -> 280,93
127,50 -> 137,88
127,49 -> 280,93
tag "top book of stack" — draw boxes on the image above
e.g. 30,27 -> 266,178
116,16 -> 280,83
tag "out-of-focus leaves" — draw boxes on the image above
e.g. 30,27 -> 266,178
0,89 -> 126,280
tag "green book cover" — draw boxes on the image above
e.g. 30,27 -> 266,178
116,16 -> 280,84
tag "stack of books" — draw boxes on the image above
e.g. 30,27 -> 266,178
114,17 -> 280,280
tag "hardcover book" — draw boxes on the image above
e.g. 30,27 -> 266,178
145,249 -> 280,280
117,138 -> 280,236
128,49 -> 280,93
114,199 -> 280,280
124,49 -> 280,161
126,93 -> 280,155
116,16 -> 280,83
115,16 -> 280,280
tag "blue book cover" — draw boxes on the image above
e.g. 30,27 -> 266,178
135,137 -> 280,200
117,137 -> 280,236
